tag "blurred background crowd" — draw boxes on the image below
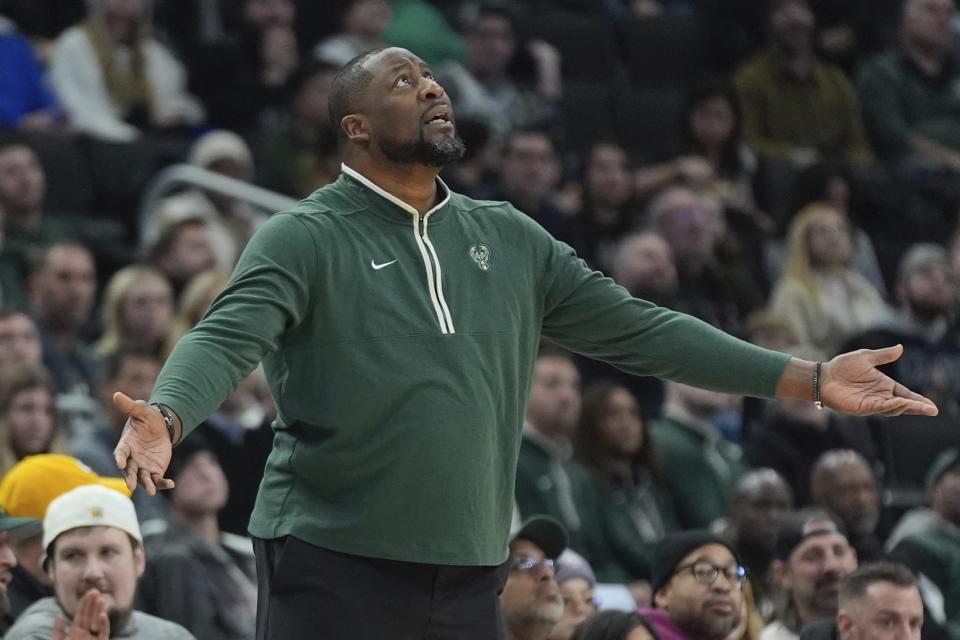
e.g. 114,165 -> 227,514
0,0 -> 957,638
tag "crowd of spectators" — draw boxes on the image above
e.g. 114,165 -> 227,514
0,0 -> 955,638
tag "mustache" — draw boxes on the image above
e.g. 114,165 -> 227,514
814,571 -> 842,590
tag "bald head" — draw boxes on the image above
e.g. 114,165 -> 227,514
811,450 -> 879,536
729,468 -> 793,547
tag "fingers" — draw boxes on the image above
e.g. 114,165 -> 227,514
864,344 -> 904,366
876,397 -> 939,417
894,384 -> 940,416
94,608 -> 110,640
140,469 -> 157,496
52,614 -> 66,640
113,436 -> 130,471
70,590 -> 110,639
74,590 -> 96,632
123,458 -> 139,493
154,475 -> 176,491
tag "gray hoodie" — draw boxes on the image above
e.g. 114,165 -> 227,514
5,597 -> 195,639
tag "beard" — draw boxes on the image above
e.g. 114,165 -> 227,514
378,130 -> 466,167
108,604 -> 134,634
504,601 -> 564,629
806,572 -> 844,616
908,298 -> 951,324
673,604 -> 740,640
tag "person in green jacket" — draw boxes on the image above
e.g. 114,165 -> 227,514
574,379 -> 679,592
111,46 -> 938,639
515,347 -> 618,581
652,381 -> 747,529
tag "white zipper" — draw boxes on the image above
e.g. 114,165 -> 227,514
341,164 -> 455,334
413,212 -> 453,333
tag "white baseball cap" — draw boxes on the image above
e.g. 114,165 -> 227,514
42,485 -> 142,557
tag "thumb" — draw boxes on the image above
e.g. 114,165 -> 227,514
112,391 -> 136,413
112,391 -> 152,419
866,344 -> 904,367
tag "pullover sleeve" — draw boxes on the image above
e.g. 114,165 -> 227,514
150,212 -> 316,435
532,216 -> 791,397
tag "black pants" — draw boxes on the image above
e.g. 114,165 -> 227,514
253,536 -> 510,640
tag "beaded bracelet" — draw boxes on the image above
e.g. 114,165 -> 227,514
814,361 -> 823,410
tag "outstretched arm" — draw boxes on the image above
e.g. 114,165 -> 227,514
775,344 -> 938,417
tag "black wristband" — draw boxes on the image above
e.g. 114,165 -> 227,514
151,403 -> 179,445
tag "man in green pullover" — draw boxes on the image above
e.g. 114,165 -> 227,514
111,46 -> 938,639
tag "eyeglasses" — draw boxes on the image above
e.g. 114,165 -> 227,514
510,555 -> 556,575
674,561 -> 747,588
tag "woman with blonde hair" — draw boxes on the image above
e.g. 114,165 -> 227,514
48,0 -> 205,142
769,203 -> 891,356
97,264 -> 174,359
0,364 -> 67,478
163,269 -> 231,359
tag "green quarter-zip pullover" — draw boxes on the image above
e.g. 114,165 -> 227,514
151,165 -> 791,565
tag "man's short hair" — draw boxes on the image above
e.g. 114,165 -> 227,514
327,47 -> 389,143
28,241 -> 92,279
102,349 -> 160,383
502,127 -> 559,158
470,6 -> 519,35
838,562 -> 917,607
765,0 -> 811,21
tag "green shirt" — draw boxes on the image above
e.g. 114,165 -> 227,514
734,50 -> 873,164
385,0 -> 466,66
590,469 -> 679,582
651,414 -> 746,529
515,429 -> 618,576
151,165 -> 790,566
857,49 -> 960,158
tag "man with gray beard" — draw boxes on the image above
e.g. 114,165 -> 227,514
0,509 -> 40,634
502,517 -> 568,640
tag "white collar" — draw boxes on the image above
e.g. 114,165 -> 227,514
341,163 -> 451,218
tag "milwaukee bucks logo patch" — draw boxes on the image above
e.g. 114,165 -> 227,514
469,243 -> 491,271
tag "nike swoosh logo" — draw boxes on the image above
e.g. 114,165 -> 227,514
371,259 -> 398,270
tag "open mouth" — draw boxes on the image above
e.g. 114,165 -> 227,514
423,105 -> 452,126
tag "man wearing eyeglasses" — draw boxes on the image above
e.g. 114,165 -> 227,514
501,516 -> 569,640
641,530 -> 747,640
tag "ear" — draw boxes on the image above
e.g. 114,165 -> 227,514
771,560 -> 788,587
653,585 -> 669,611
341,115 -> 370,144
836,610 -> 854,640
133,544 -> 146,578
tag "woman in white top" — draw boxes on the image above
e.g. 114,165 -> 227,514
49,0 -> 204,142
770,202 -> 892,356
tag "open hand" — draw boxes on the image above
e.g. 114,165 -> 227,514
822,345 -> 939,417
112,392 -> 175,496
